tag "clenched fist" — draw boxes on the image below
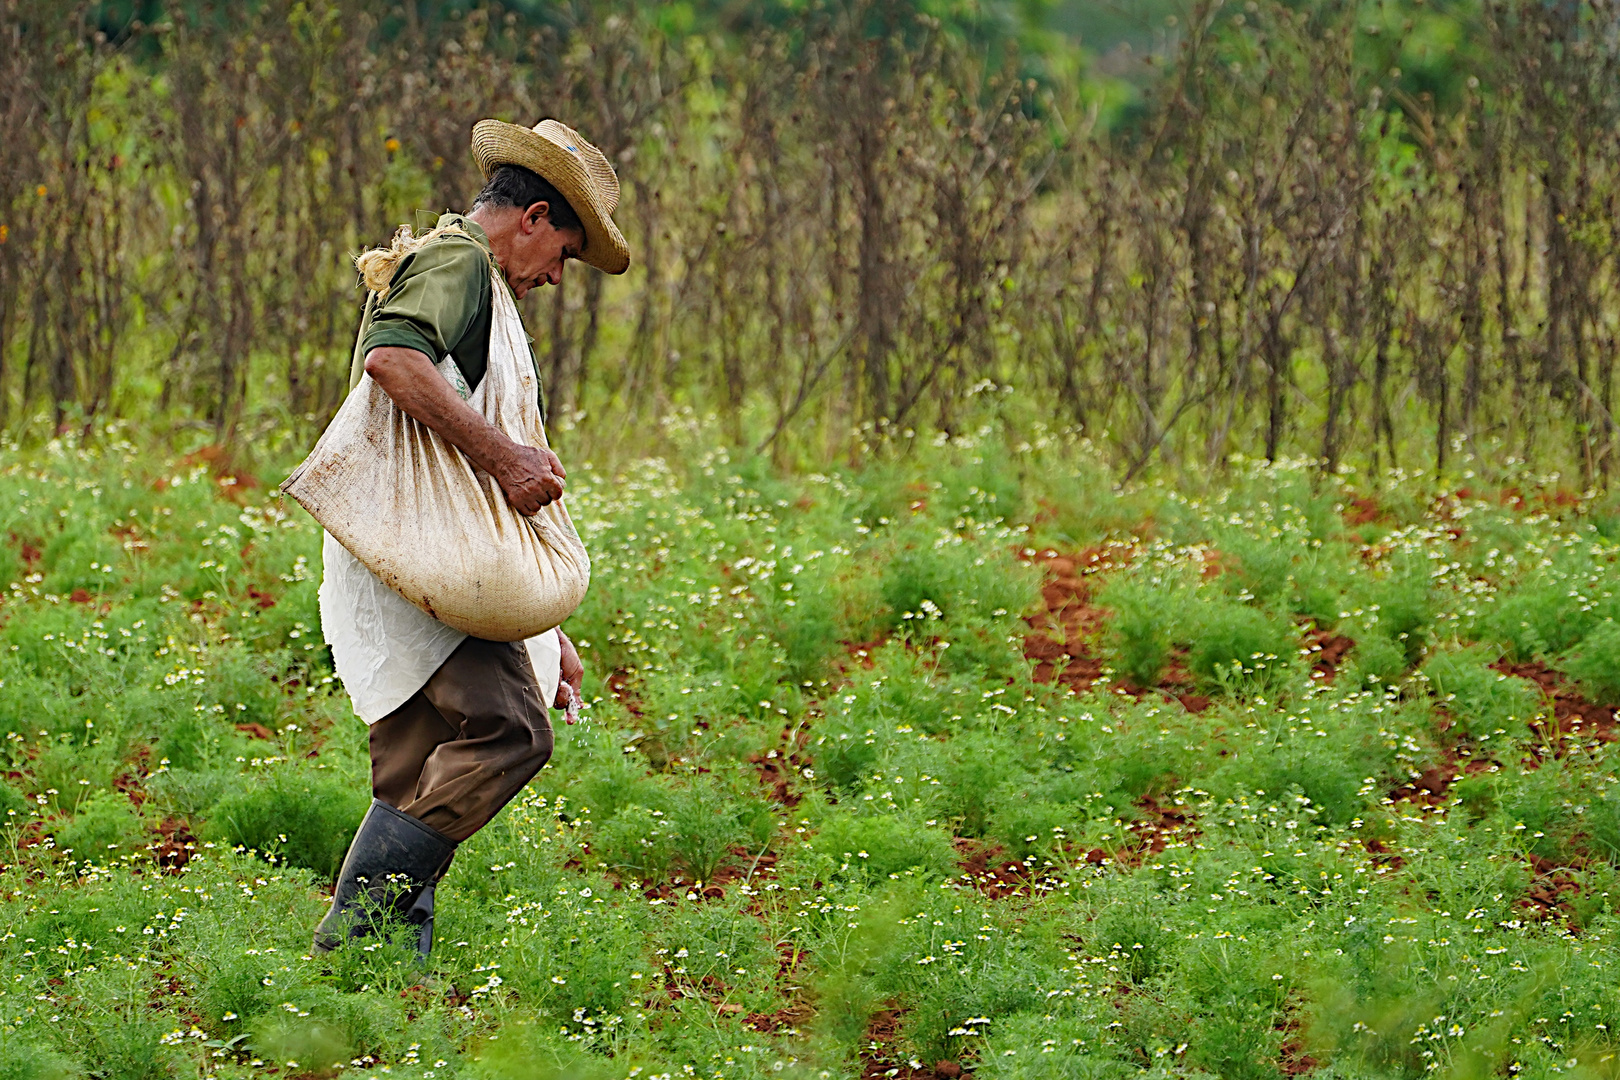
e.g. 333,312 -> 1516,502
495,443 -> 566,514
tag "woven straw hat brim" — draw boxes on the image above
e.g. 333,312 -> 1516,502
471,119 -> 631,275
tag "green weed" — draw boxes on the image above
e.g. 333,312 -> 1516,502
464,1025 -> 619,1080
807,810 -> 957,882
593,804 -> 680,881
1583,784 -> 1620,864
666,779 -> 770,883
1421,645 -> 1540,740
249,1013 -> 355,1076
1562,620 -> 1620,704
1095,577 -> 1177,687
6,440 -> 1620,1076
1344,629 -> 1409,686
51,790 -> 150,866
1366,566 -> 1438,664
0,1040 -> 78,1080
1186,601 -> 1299,694
879,531 -> 1039,647
202,768 -> 367,879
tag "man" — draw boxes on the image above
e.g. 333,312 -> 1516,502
311,119 -> 630,959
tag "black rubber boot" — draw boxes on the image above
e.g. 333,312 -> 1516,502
404,883 -> 435,958
312,800 -> 456,959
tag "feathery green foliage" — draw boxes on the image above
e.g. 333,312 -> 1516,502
1,429 -> 1620,1077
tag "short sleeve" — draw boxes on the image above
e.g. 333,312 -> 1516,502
360,239 -> 489,363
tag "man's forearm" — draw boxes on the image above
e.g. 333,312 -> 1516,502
364,346 -> 516,476
364,345 -> 565,514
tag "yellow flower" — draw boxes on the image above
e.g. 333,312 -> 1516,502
35,185 -> 47,198
384,137 -> 400,154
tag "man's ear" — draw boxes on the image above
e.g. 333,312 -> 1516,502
523,200 -> 551,232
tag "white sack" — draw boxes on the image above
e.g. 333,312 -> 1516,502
285,265 -> 589,642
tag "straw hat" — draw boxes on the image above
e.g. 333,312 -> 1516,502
470,118 -> 630,275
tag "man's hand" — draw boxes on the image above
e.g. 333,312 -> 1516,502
494,444 -> 566,515
364,345 -> 566,514
554,629 -> 584,709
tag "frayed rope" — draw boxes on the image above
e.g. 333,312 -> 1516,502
353,221 -> 493,297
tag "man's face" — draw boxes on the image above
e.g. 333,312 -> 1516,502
505,201 -> 584,300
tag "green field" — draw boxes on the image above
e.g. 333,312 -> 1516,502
6,432 -> 1620,1079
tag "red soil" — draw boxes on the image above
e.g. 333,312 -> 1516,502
1277,1016 -> 1319,1076
954,837 -> 1066,899
1304,627 -> 1355,685
1492,659 -> 1618,746
1518,856 -> 1583,922
1342,495 -> 1386,527
745,1002 -> 813,1034
151,817 -> 197,874
1020,545 -> 1132,693
859,1005 -> 971,1079
748,732 -> 810,808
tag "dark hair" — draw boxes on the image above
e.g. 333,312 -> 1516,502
471,163 -> 583,234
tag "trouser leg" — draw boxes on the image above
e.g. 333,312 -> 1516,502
370,692 -> 456,812
318,638 -> 551,957
369,635 -> 554,844
398,636 -> 553,843
368,693 -> 460,881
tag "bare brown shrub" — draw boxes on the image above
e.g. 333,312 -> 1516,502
1,0 -> 1618,483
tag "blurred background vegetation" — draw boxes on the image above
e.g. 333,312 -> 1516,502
3,0 -> 1619,486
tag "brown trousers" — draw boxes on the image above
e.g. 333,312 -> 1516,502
369,636 -> 553,846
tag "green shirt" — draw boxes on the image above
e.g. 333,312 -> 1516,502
350,213 -> 544,416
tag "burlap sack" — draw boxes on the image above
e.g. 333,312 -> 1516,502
283,266 -> 589,642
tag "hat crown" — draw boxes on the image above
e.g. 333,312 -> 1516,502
532,119 -> 620,216
469,116 -> 630,274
